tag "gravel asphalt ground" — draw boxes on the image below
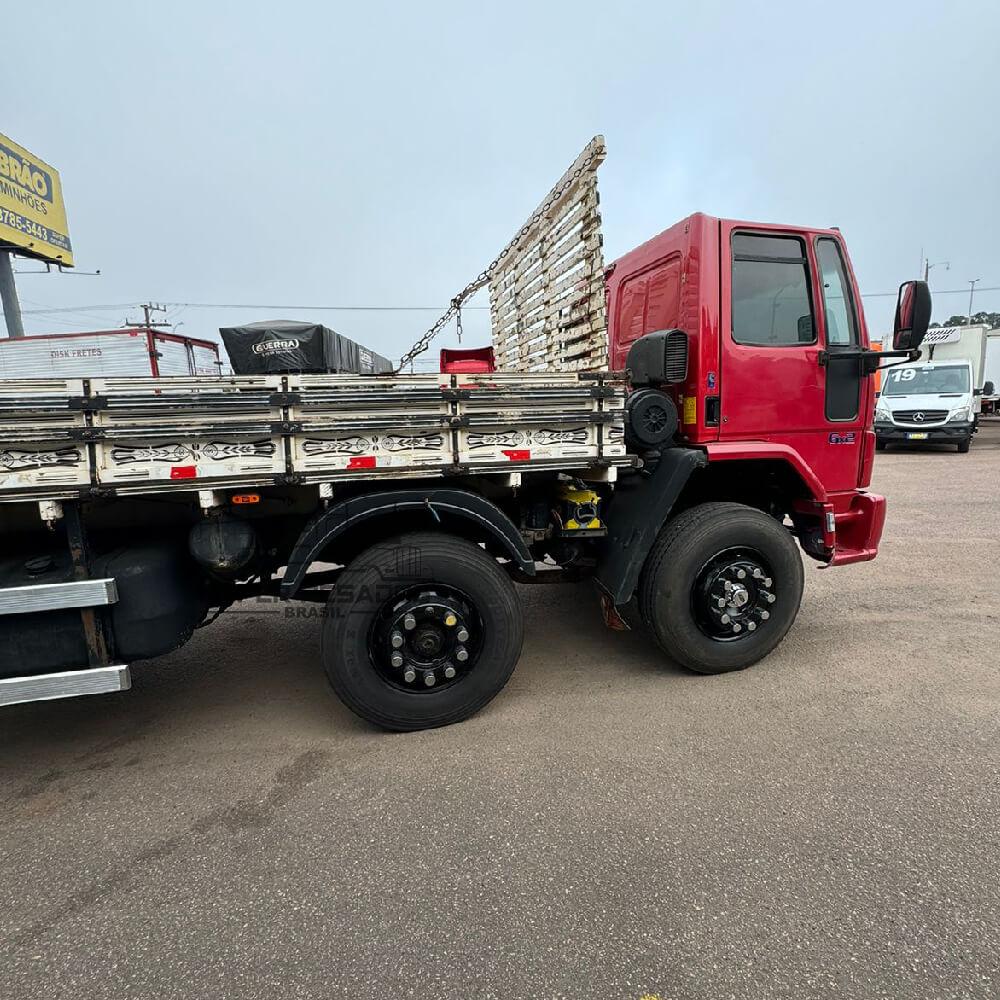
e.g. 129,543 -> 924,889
2,422 -> 999,1000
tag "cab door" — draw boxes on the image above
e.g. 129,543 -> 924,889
719,225 -> 867,493
815,236 -> 865,430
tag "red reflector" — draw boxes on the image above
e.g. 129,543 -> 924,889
501,449 -> 531,461
170,465 -> 197,480
347,456 -> 377,469
231,493 -> 260,505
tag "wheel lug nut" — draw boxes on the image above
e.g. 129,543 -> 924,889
390,632 -> 404,649
752,568 -> 762,579
443,664 -> 456,679
456,627 -> 469,642
736,569 -> 746,580
390,652 -> 404,668
747,621 -> 757,632
764,592 -> 776,604
720,613 -> 730,625
424,672 -> 436,687
763,577 -> 772,588
455,647 -> 469,662
724,581 -> 734,592
732,623 -> 742,633
716,598 -> 726,608
403,668 -> 416,683
403,614 -> 416,630
444,613 -> 457,627
761,610 -> 770,620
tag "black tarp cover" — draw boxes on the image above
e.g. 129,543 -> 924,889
220,320 -> 393,375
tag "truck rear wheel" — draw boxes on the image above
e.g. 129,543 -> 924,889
321,532 -> 523,731
638,502 -> 804,675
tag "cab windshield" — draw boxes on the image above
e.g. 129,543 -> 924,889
883,365 -> 970,395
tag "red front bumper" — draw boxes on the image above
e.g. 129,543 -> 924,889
827,491 -> 887,566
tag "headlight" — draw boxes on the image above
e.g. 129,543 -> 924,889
948,408 -> 971,422
875,401 -> 891,420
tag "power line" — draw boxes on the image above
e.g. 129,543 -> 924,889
11,301 -> 492,317
11,285 -> 1000,319
19,297 -> 132,325
860,286 -> 1000,299
159,301 -> 493,312
16,302 -> 140,316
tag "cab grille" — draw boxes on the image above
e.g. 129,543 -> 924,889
892,409 -> 948,425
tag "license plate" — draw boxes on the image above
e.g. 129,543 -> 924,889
907,432 -> 929,440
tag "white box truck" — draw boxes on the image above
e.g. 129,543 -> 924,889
874,325 -> 989,452
981,330 -> 1000,415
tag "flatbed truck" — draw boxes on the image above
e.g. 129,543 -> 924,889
0,143 -> 931,730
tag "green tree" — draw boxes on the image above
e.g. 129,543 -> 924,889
930,311 -> 1000,329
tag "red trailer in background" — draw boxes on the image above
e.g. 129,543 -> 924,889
0,328 -> 221,378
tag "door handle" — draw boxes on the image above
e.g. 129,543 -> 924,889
817,349 -> 876,373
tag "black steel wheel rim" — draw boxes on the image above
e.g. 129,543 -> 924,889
691,546 -> 777,642
369,585 -> 483,691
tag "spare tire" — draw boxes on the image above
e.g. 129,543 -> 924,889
626,389 -> 678,450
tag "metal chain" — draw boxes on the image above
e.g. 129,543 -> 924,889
394,141 -> 604,372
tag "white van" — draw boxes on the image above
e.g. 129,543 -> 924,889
875,359 -> 976,452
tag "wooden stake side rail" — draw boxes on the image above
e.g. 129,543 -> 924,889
489,136 -> 609,373
0,373 -> 630,502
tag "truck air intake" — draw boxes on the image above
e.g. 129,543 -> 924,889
626,329 -> 688,387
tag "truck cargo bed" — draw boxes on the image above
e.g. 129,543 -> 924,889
0,372 -> 629,502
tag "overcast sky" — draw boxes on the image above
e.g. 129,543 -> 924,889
3,0 -> 998,363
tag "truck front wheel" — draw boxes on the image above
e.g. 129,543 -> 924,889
321,532 -> 523,731
638,502 -> 804,675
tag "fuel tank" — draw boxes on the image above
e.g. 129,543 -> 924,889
0,543 -> 208,678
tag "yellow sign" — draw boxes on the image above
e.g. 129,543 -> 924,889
0,133 -> 73,266
683,395 -> 696,424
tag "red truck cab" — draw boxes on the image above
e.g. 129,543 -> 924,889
605,213 -> 890,566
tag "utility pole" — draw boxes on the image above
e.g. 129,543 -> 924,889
124,302 -> 170,331
923,258 -> 949,282
0,250 -> 25,339
967,279 -> 981,326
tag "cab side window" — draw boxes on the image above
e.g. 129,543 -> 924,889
816,238 -> 858,347
731,234 -> 814,346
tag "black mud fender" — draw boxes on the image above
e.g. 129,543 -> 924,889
595,448 -> 707,606
281,488 -> 534,599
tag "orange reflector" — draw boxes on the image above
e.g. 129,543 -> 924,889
231,493 -> 261,505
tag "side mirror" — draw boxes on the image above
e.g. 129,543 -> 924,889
892,280 -> 932,352
984,381 -> 996,396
